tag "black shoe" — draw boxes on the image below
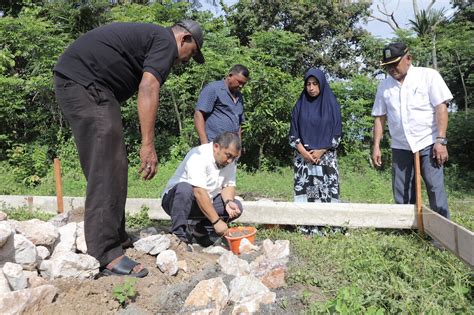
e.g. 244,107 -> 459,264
192,232 -> 221,248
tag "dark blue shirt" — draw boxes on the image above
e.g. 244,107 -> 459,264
195,80 -> 245,141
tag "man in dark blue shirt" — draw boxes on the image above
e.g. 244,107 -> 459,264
194,64 -> 250,143
53,20 -> 205,278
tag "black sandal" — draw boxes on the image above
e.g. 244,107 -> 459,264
101,256 -> 148,278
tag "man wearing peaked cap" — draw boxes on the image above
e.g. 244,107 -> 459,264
371,42 -> 453,223
380,42 -> 409,67
53,20 -> 205,278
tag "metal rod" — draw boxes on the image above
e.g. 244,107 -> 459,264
53,158 -> 64,214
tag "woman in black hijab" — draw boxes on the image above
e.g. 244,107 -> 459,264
289,68 -> 342,205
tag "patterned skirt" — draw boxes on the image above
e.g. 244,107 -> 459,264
293,149 -> 339,202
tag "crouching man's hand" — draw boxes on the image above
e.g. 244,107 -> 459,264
225,200 -> 241,219
213,219 -> 228,236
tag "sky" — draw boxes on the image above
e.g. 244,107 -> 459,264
366,0 -> 454,38
200,0 -> 454,39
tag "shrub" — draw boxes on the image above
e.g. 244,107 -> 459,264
7,142 -> 50,186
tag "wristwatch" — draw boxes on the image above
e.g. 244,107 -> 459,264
435,137 -> 448,145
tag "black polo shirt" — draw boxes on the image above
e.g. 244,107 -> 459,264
54,22 -> 178,103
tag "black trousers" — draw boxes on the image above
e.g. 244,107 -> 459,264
54,73 -> 128,267
161,182 -> 243,241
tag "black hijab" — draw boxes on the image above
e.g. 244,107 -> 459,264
289,68 -> 342,150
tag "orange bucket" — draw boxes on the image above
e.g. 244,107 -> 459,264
224,226 -> 257,255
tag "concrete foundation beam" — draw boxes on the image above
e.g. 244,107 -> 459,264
0,195 -> 416,229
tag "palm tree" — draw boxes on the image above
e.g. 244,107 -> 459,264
409,8 -> 447,69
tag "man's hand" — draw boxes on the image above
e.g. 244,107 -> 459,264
225,201 -> 241,219
372,146 -> 382,167
213,219 -> 228,236
139,143 -> 158,180
372,116 -> 386,168
433,143 -> 448,166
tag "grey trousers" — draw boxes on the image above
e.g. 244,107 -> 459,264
54,73 -> 128,267
161,182 -> 243,241
392,144 -> 449,218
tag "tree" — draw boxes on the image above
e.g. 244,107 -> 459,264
409,8 -> 447,69
222,0 -> 372,78
436,5 -> 473,113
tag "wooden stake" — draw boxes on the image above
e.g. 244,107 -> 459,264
53,158 -> 64,214
414,151 -> 424,235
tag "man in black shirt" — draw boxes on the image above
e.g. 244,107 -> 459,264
53,20 -> 205,278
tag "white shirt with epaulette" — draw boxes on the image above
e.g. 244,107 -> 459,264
372,65 -> 453,152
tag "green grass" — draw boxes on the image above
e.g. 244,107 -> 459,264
259,227 -> 473,314
1,206 -> 55,221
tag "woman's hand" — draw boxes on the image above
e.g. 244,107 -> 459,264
303,151 -> 316,164
309,149 -> 326,164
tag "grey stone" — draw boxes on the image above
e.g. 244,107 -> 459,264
228,275 -> 270,303
0,270 -> 11,293
1,234 -> 38,270
134,234 -> 170,255
39,251 -> 99,279
28,273 -> 48,288
0,284 -> 57,314
0,222 -> 14,248
232,292 -> 276,314
36,245 -> 50,261
52,222 -> 77,257
238,237 -> 259,254
218,251 -> 250,277
48,211 -> 70,228
156,250 -> 178,276
76,221 -> 87,254
2,262 -> 27,291
26,272 -> 47,289
11,219 -> 59,247
183,277 -> 228,313
262,239 -> 290,263
202,246 -> 229,255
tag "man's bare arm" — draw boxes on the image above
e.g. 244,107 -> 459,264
193,186 -> 228,235
433,103 -> 449,166
194,110 -> 208,144
372,115 -> 386,167
137,72 -> 160,180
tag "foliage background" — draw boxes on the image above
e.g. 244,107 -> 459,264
0,0 -> 472,187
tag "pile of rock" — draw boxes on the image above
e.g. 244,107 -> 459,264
0,209 -> 290,314
0,210 -> 100,313
181,239 -> 290,314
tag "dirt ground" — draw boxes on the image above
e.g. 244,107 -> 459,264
25,209 -> 323,314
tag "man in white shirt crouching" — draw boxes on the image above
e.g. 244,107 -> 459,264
371,42 -> 452,219
161,132 -> 243,249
